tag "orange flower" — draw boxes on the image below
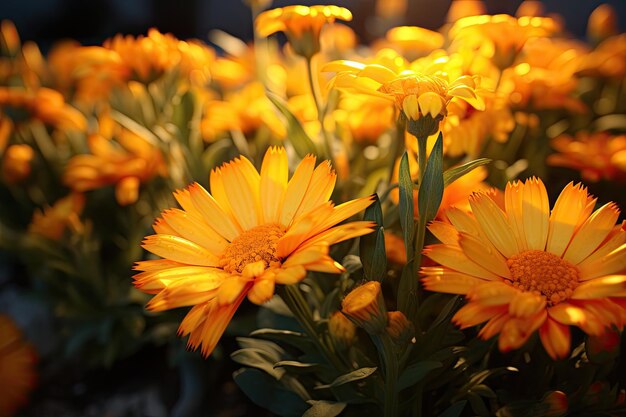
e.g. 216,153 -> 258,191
63,125 -> 166,206
587,4 -> 618,43
341,281 -> 388,334
422,178 -> 626,359
328,311 -> 357,350
2,144 -> 33,184
134,147 -> 374,356
548,131 -> 626,182
0,87 -> 87,132
576,34 -> 626,80
0,315 -> 37,417
256,5 -> 352,58
28,193 -> 85,240
381,26 -> 444,58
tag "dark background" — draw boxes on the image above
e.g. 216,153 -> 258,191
1,0 -> 625,53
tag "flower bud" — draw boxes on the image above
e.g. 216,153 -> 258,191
328,311 -> 357,350
587,4 -> 618,43
341,281 -> 387,334
385,311 -> 414,345
2,144 -> 34,183
542,390 -> 568,417
115,176 -> 140,206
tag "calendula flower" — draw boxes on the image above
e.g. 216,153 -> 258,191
134,147 -> 374,356
576,34 -> 626,80
445,0 -> 486,24
63,125 -> 166,206
28,193 -> 85,240
449,14 -> 561,68
0,87 -> 87,132
325,58 -> 484,137
548,132 -> 626,182
334,93 -> 395,144
341,281 -> 388,334
255,5 -> 353,58
381,26 -> 444,58
422,177 -> 626,359
2,144 -> 33,184
385,231 -> 407,265
328,311 -> 357,350
0,315 -> 37,417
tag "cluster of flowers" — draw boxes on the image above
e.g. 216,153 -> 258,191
1,1 -> 626,415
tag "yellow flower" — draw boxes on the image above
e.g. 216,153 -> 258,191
548,131 -> 626,182
576,34 -> 626,80
422,177 -> 626,359
325,58 -> 484,136
449,14 -> 561,68
0,87 -> 87,132
328,311 -> 357,350
63,124 -> 166,206
134,147 -> 374,357
341,281 -> 388,334
0,315 -> 37,417
382,26 -> 444,58
445,0 -> 486,24
256,5 -> 352,58
28,193 -> 85,240
2,144 -> 33,184
334,93 -> 395,145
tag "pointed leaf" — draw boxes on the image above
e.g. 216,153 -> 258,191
303,401 -> 347,417
266,92 -> 318,158
315,367 -> 378,389
398,151 -> 415,259
443,158 -> 491,187
418,132 -> 444,224
398,361 -> 443,390
360,195 -> 387,282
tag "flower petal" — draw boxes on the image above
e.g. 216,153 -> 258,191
539,317 -> 571,360
260,146 -> 288,224
563,202 -> 620,265
142,234 -> 220,266
469,192 -> 519,257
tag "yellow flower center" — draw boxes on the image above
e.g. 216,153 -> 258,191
506,250 -> 579,305
220,223 -> 286,274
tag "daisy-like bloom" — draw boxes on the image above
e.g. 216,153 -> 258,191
445,0 -> 486,24
548,132 -> 626,182
448,14 -> 561,69
0,315 -> 37,417
134,147 -> 374,356
379,26 -> 444,59
422,177 -> 626,359
334,93 -> 395,145
200,82 -> 285,143
255,5 -> 353,58
0,87 -> 87,132
63,123 -> 166,206
28,193 -> 85,240
324,58 -> 484,137
576,34 -> 626,80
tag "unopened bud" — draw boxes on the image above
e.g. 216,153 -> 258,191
385,311 -> 414,345
341,281 -> 387,334
328,311 -> 357,350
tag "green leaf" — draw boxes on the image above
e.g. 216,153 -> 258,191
230,348 -> 284,379
274,360 -> 321,374
233,368 -> 308,417
249,329 -> 314,351
397,361 -> 442,390
360,195 -> 387,282
443,158 -> 491,187
303,401 -> 347,417
398,151 -> 415,259
417,132 -> 444,225
315,367 -> 377,389
266,92 -> 318,158
437,401 -> 467,417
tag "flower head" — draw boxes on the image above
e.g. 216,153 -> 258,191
256,5 -> 352,58
325,58 -> 484,136
386,311 -> 414,345
422,177 -> 626,359
548,131 -> 626,182
328,311 -> 357,350
28,193 -> 85,240
2,144 -> 33,184
341,281 -> 388,334
0,315 -> 37,417
134,147 -> 374,356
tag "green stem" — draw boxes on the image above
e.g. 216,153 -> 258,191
280,284 -> 345,371
387,114 -> 406,185
305,55 -> 336,166
373,333 -> 399,417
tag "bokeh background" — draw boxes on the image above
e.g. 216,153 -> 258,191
1,1 -> 625,416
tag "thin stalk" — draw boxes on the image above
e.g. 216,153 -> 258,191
305,55 -> 336,167
387,114 -> 406,185
372,333 -> 399,417
280,284 -> 345,371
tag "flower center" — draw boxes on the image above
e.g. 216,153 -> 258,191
506,250 -> 579,305
220,223 -> 286,274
